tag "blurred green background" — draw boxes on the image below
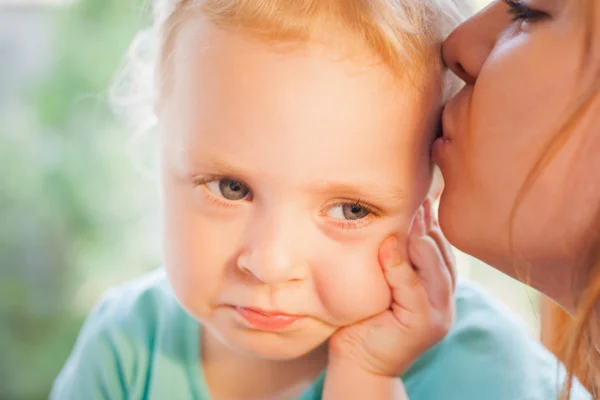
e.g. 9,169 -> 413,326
0,0 -> 538,399
1,1 -> 159,398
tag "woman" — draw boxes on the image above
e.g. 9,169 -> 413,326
436,0 -> 600,393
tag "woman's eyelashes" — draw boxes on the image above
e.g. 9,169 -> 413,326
195,176 -> 381,230
503,0 -> 549,24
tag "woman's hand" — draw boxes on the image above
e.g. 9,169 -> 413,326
324,198 -> 456,399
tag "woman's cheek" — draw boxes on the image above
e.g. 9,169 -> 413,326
312,244 -> 392,324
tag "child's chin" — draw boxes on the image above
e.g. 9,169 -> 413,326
220,328 -> 331,361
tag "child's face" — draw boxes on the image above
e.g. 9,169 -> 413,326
159,23 -> 441,360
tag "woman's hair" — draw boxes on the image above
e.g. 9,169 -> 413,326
542,301 -> 592,392
561,217 -> 600,399
508,0 -> 600,397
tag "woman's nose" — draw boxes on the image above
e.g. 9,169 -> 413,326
442,1 -> 509,85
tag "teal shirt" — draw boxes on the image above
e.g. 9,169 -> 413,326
51,269 -> 590,400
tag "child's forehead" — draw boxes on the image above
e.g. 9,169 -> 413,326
162,22 -> 440,198
168,21 -> 440,124
170,20 -> 440,95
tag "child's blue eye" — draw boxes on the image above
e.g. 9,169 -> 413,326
206,179 -> 250,200
327,203 -> 371,220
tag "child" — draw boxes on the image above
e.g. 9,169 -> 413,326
51,0 -> 590,399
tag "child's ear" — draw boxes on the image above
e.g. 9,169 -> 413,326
428,166 -> 444,201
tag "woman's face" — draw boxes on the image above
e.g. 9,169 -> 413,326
437,0 -> 600,311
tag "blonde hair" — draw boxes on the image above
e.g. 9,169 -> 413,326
156,0 -> 468,93
562,0 -> 600,394
109,0 -> 472,167
111,0 -> 469,135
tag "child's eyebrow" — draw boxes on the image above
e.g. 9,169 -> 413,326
186,154 -> 405,203
306,181 -> 406,203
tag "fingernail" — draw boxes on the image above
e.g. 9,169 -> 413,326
423,197 -> 432,209
383,236 -> 403,267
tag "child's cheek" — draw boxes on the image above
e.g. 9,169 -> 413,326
312,244 -> 392,324
161,181 -> 226,322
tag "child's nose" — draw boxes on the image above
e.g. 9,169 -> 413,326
236,213 -> 308,285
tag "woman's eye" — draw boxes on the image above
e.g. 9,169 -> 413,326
327,203 -> 371,221
503,0 -> 548,23
206,179 -> 250,201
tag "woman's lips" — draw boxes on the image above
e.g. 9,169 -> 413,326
234,306 -> 305,331
432,106 -> 454,161
435,111 -> 445,141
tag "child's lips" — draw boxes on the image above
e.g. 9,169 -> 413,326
233,306 -> 305,331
